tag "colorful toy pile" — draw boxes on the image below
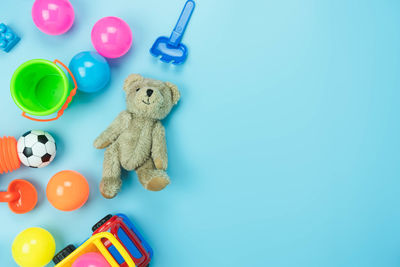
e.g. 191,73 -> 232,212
53,214 -> 153,267
2,0 -> 196,265
11,214 -> 152,267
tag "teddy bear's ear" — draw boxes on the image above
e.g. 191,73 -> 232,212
165,82 -> 181,105
123,74 -> 143,93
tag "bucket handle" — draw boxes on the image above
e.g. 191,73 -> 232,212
22,59 -> 78,122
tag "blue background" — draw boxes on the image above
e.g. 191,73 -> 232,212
1,0 -> 400,266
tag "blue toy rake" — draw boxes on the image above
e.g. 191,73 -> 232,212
150,0 -> 195,64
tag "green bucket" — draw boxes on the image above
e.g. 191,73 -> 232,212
10,59 -> 77,122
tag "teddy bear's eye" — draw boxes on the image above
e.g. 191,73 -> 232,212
136,88 -> 141,92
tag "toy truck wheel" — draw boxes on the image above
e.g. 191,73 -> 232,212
92,214 -> 113,232
53,244 -> 76,264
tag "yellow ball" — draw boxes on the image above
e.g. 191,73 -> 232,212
12,227 -> 56,267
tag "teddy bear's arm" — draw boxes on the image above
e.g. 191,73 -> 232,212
93,111 -> 131,149
151,122 -> 168,170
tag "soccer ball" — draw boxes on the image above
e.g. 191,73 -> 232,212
17,130 -> 57,168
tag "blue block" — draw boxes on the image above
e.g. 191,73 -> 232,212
0,23 -> 20,52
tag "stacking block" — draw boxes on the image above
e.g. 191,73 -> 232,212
0,23 -> 20,52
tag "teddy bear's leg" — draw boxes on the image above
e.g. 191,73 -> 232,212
100,144 -> 122,199
136,158 -> 170,191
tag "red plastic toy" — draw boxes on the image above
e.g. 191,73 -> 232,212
54,214 -> 153,266
0,136 -> 20,174
0,179 -> 38,214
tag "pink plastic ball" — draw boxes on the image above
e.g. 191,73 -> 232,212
32,0 -> 75,35
72,252 -> 111,267
91,16 -> 133,58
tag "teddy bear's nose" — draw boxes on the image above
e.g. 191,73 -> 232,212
146,89 -> 154,97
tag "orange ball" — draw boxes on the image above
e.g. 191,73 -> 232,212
46,170 -> 89,211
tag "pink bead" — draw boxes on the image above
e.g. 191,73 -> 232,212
91,16 -> 133,58
32,0 -> 75,35
72,252 -> 111,267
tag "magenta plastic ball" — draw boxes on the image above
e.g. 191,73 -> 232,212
72,252 -> 111,267
32,0 -> 75,35
91,16 -> 133,58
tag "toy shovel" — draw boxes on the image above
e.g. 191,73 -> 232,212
150,0 -> 195,64
0,179 -> 38,214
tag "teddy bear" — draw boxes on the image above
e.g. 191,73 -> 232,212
93,74 -> 180,199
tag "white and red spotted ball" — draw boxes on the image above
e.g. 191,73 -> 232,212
17,130 -> 56,168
